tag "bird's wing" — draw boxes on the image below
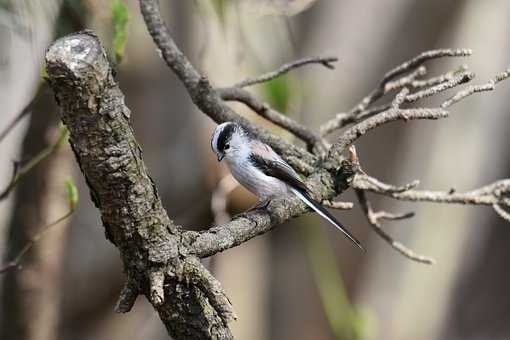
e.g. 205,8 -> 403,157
249,140 -> 364,251
248,141 -> 308,192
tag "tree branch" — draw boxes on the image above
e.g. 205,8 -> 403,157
355,189 -> 435,264
326,105 -> 448,168
45,31 -> 235,340
352,173 -> 510,221
320,49 -> 472,135
233,56 -> 338,88
183,162 -> 353,258
217,86 -> 326,153
138,0 -> 317,172
441,68 -> 510,108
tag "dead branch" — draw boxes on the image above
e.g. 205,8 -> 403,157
441,68 -> 510,108
326,106 -> 448,167
352,173 -> 510,222
320,49 -> 472,135
355,189 -> 434,264
217,86 -> 326,153
233,56 -> 338,88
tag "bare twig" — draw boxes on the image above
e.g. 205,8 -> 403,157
0,177 -> 78,274
362,175 -> 420,193
493,204 -> 510,222
0,210 -> 74,274
322,200 -> 354,210
410,65 -> 469,89
0,124 -> 69,201
320,49 -> 472,135
376,49 -> 471,89
326,106 -> 448,166
0,85 -> 46,144
218,86 -> 327,153
234,56 -> 338,88
441,68 -> 510,108
355,189 -> 435,264
405,71 -> 474,103
383,66 -> 427,93
352,173 -> 510,222
0,108 -> 32,144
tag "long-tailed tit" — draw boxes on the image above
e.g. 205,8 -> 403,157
211,122 -> 364,250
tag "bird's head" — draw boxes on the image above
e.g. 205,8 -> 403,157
210,121 -> 248,162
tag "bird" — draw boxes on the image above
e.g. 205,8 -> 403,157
210,121 -> 364,251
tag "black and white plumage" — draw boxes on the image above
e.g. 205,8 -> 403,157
211,122 -> 364,251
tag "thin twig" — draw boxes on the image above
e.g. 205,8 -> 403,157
0,178 -> 78,274
0,125 -> 69,201
352,173 -> 510,212
0,108 -> 32,144
405,71 -> 474,103
410,65 -> 469,89
0,85 -> 47,143
322,200 -> 354,210
326,106 -> 448,166
0,210 -> 74,274
355,189 -> 435,264
384,66 -> 427,93
441,68 -> 510,108
320,49 -> 472,135
218,86 -> 327,153
234,56 -> 338,88
355,49 -> 471,111
493,204 -> 510,222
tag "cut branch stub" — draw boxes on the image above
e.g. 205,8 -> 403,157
45,31 -> 234,340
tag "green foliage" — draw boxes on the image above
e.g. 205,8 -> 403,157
112,0 -> 129,64
299,223 -> 375,340
64,176 -> 79,210
262,75 -> 293,113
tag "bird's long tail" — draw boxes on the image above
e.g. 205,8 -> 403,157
290,187 -> 365,251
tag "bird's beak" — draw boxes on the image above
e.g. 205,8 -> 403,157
217,153 -> 224,162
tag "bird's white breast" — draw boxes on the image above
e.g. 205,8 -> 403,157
226,149 -> 289,200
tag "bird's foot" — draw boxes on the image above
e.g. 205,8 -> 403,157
232,199 -> 271,219
247,199 -> 271,212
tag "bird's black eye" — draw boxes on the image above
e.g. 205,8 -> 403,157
224,143 -> 230,150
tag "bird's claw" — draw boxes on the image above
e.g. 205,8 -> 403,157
232,200 -> 271,219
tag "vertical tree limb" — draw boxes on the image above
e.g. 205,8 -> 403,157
45,31 -> 235,340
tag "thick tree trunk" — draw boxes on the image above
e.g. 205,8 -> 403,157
45,31 -> 235,340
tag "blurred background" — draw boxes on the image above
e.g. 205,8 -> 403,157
0,1 -> 509,339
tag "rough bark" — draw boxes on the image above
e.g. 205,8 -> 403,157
45,31 -> 235,340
